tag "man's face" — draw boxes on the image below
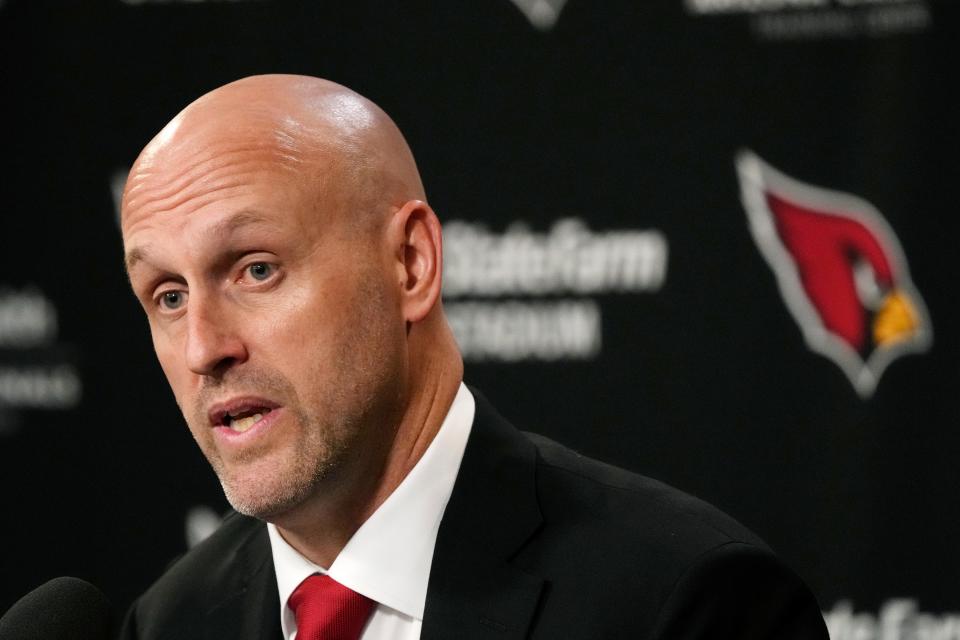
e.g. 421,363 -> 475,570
122,126 -> 405,521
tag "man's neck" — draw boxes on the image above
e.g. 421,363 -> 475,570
271,349 -> 463,567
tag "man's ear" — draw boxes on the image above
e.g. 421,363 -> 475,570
387,199 -> 443,323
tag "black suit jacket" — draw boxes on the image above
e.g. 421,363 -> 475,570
120,391 -> 828,639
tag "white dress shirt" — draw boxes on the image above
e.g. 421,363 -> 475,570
267,383 -> 476,640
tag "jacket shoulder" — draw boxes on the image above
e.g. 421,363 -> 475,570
120,512 -> 272,640
526,431 -> 767,553
517,433 -> 827,637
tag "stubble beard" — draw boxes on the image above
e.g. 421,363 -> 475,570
217,398 -> 356,521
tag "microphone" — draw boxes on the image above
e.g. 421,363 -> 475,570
0,577 -> 113,640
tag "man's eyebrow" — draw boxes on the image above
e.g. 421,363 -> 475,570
124,211 -> 273,274
125,246 -> 150,273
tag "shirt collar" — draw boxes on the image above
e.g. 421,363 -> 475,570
268,382 -> 475,627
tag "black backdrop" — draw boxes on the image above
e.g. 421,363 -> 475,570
2,1 -> 958,636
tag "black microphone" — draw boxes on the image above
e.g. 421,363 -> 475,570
0,577 -> 113,640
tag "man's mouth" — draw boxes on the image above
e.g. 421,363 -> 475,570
224,408 -> 272,433
209,399 -> 280,433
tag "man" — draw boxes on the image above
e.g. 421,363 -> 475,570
119,74 -> 828,639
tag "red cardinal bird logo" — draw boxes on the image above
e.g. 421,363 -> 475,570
735,150 -> 932,397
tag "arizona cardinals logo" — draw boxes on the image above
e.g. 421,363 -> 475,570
735,150 -> 931,397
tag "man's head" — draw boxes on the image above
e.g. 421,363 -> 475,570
121,75 -> 461,526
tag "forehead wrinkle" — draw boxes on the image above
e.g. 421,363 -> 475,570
127,167 -> 265,222
125,142 -> 305,216
124,104 -> 320,211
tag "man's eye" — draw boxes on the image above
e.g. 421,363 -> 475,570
247,262 -> 274,281
159,290 -> 186,310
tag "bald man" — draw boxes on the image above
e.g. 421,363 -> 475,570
118,75 -> 828,639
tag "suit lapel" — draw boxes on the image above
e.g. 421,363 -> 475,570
421,390 -> 545,640
202,521 -> 283,640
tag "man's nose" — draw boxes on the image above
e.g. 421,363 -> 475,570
184,295 -> 248,376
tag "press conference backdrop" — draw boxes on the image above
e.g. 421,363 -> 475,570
1,1 -> 957,637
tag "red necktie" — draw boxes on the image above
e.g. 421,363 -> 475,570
288,574 -> 375,640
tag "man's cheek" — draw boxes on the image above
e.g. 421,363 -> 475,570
153,345 -> 193,413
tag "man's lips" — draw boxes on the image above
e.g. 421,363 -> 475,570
208,396 -> 281,434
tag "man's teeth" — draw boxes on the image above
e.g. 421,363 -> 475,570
230,413 -> 263,433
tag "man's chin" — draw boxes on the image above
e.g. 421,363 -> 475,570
220,478 -> 311,521
216,461 -> 317,521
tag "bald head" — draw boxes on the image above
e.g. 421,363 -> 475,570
122,74 -> 424,235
